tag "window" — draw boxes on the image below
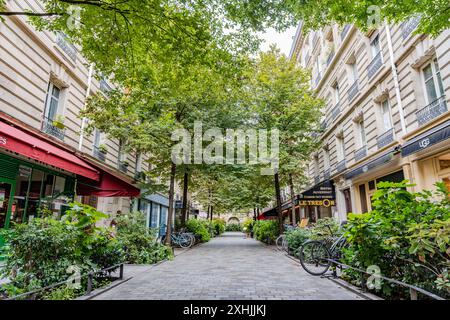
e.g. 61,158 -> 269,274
370,34 -> 381,58
314,155 -> 320,176
118,139 -> 126,162
381,100 -> 392,130
333,83 -> 340,103
350,63 -> 358,81
44,83 -> 61,121
337,136 -> 345,160
358,120 -> 366,146
135,153 -> 143,173
422,59 -> 444,104
93,130 -> 102,148
323,149 -> 330,168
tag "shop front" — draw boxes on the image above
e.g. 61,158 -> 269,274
0,120 -> 100,249
298,180 -> 336,224
138,193 -> 170,236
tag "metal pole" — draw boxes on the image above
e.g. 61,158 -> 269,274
119,264 -> 124,280
410,288 -> 418,300
87,272 -> 93,295
360,271 -> 366,292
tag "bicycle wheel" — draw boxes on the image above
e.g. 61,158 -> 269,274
282,237 -> 289,252
299,240 -> 331,276
275,235 -> 285,251
178,234 -> 191,248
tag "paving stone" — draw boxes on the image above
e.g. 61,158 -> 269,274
93,232 -> 364,300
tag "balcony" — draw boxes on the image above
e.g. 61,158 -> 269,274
331,103 -> 341,121
347,80 -> 359,102
416,96 -> 448,126
55,32 -> 77,62
326,50 -> 335,66
400,16 -> 421,40
367,51 -> 383,79
93,146 -> 106,161
336,160 -> 346,173
42,117 -> 65,140
134,171 -> 146,181
354,146 -> 367,162
377,128 -> 394,149
118,161 -> 129,173
341,24 -> 351,41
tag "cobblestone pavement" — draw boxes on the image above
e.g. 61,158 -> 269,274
94,232 -> 364,300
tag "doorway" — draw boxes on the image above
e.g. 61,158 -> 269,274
343,188 -> 352,215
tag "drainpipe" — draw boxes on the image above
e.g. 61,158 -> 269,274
78,63 -> 94,150
385,23 -> 407,136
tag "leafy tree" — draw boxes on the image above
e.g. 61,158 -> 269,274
243,47 -> 323,233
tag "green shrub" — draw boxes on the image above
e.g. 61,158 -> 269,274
115,211 -> 173,264
253,220 -> 279,244
225,223 -> 242,232
212,218 -> 226,235
186,219 -> 211,242
342,181 -> 450,299
309,217 -> 340,240
242,219 -> 254,233
0,202 -> 124,298
285,228 -> 311,255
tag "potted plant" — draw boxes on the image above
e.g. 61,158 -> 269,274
121,160 -> 129,167
52,115 -> 65,129
98,143 -> 108,154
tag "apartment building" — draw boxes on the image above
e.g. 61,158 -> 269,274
0,0 -> 172,234
289,19 -> 450,222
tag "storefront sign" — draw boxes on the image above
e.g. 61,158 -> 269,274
299,180 -> 336,200
299,199 -> 335,207
345,151 -> 394,180
402,120 -> 450,157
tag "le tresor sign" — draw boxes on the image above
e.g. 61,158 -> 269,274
298,181 -> 336,208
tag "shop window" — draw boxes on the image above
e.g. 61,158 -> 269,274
443,178 -> 450,199
151,203 -> 159,228
11,166 -> 32,224
368,180 -> 376,190
0,182 -> 13,228
27,169 -> 44,220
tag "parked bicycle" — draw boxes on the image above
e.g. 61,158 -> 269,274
159,225 -> 193,248
298,222 -> 348,276
275,224 -> 296,252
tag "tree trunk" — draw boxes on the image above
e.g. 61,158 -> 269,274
165,162 -> 177,246
289,173 -> 296,225
253,207 -> 257,221
180,170 -> 189,228
274,172 -> 283,235
210,206 -> 214,221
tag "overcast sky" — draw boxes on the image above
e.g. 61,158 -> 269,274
259,26 -> 298,56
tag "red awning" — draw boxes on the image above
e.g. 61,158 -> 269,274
77,168 -> 140,197
0,121 -> 99,181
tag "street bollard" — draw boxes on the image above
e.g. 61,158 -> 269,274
87,272 -> 93,295
119,264 -> 124,280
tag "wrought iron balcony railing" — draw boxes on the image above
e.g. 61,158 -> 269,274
42,117 -> 65,140
354,146 -> 367,162
400,16 -> 421,40
416,96 -> 448,126
93,146 -> 106,161
377,128 -> 394,149
347,80 -> 359,102
331,103 -> 341,121
367,51 -> 383,79
336,159 -> 346,173
341,24 -> 351,40
55,32 -> 77,62
118,161 -> 128,173
314,176 -> 320,185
